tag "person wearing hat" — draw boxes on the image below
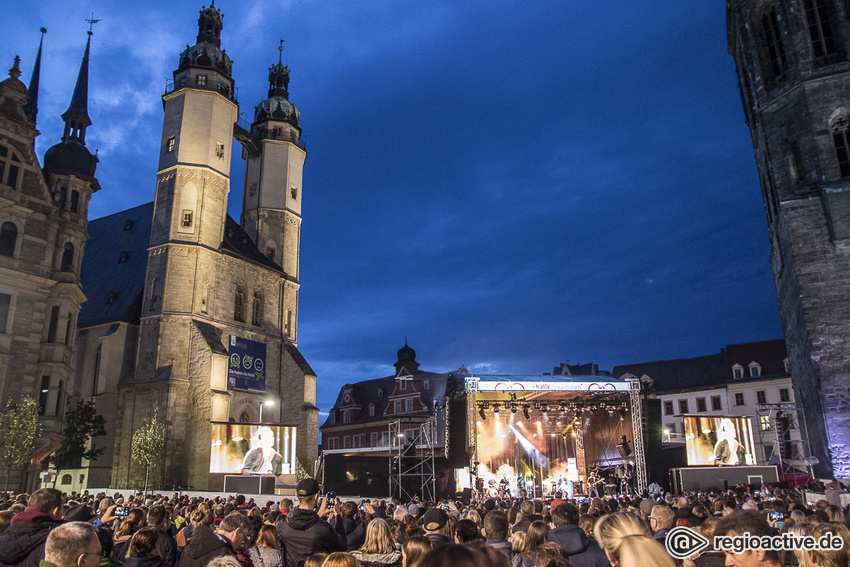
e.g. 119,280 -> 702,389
421,508 -> 452,547
276,478 -> 345,567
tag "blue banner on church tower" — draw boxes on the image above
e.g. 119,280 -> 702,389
228,335 -> 267,391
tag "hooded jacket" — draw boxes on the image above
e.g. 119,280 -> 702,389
177,525 -> 236,567
546,524 -> 608,567
349,550 -> 401,567
0,508 -> 61,567
276,508 -> 345,567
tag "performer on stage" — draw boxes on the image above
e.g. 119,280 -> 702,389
239,426 -> 283,476
499,475 -> 511,498
714,418 -> 746,465
586,468 -> 602,498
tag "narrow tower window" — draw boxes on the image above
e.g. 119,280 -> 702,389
761,7 -> 787,80
167,136 -> 176,152
252,292 -> 261,326
70,190 -> 80,213
234,286 -> 245,322
804,0 -> 837,60
149,276 -> 160,311
832,114 -> 850,177
0,222 -> 17,257
215,142 -> 225,159
196,75 -> 207,86
291,187 -> 298,200
60,243 -> 75,272
181,210 -> 193,228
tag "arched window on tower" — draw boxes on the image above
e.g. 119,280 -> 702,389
0,222 -> 17,257
60,243 -> 74,272
804,0 -> 838,63
831,111 -> 850,177
252,291 -> 262,326
234,286 -> 245,322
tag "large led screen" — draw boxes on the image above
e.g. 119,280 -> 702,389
684,415 -> 756,466
210,423 -> 296,476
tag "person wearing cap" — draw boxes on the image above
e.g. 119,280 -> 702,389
276,478 -> 345,567
421,509 -> 452,548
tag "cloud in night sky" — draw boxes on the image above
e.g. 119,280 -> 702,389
2,0 -> 783,411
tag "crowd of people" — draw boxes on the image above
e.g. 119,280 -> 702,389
0,479 -> 848,567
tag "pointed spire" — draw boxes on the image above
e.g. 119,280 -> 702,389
24,28 -> 46,125
61,31 -> 92,144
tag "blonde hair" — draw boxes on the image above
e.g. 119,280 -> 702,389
808,523 -> 850,567
359,518 -> 395,555
594,512 -> 676,567
324,552 -> 361,567
509,531 -> 527,554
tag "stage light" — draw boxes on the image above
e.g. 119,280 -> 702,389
481,401 -> 490,409
533,402 -> 541,409
550,433 -> 556,437
479,408 -> 487,421
571,432 -> 577,437
493,406 -> 500,414
619,410 -> 625,421
511,404 -> 517,414
541,405 -> 548,413
522,407 -> 530,420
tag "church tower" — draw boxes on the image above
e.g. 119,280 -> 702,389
240,43 -> 305,342
728,0 -> 850,477
111,4 -> 318,490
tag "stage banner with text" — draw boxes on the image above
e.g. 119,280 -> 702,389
228,335 -> 267,391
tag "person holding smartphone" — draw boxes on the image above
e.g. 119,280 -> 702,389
276,478 -> 346,567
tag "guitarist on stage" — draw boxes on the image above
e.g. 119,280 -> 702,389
586,467 -> 602,498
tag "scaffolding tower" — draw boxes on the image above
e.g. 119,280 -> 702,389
389,417 -> 436,502
756,402 -> 813,478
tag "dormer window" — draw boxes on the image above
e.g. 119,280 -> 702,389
400,381 -> 407,391
106,291 -> 118,304
124,220 -> 135,231
368,403 -> 375,417
784,358 -> 791,374
118,251 -> 131,264
732,364 -> 744,380
378,388 -> 384,398
343,410 -> 351,424
749,362 -> 762,378
424,380 -> 429,390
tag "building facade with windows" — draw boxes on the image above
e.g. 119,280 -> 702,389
728,0 -> 850,478
319,342 -> 455,496
1,5 -> 319,491
0,32 -> 99,490
613,339 -> 806,471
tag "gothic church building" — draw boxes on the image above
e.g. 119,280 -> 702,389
728,0 -> 850,478
1,4 -> 318,491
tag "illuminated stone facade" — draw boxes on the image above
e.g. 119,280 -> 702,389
0,35 -> 99,491
728,0 -> 850,478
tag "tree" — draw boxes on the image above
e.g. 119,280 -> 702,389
0,396 -> 42,491
131,411 -> 166,496
49,399 -> 107,483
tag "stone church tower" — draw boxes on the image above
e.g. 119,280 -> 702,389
728,0 -> 850,477
110,3 -> 318,490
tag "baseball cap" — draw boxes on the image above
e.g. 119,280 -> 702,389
296,478 -> 320,497
422,508 -> 448,531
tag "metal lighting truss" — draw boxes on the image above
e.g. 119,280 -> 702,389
755,402 -> 813,478
389,417 -> 436,502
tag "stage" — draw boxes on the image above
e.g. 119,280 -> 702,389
451,373 -> 646,499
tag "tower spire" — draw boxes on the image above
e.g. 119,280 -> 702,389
24,27 -> 46,125
61,31 -> 92,144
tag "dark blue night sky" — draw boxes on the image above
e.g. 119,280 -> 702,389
3,1 -> 783,413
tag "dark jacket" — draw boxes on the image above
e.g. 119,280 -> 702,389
485,540 -> 514,561
423,533 -> 453,548
511,514 -> 543,534
547,524 -> 608,567
333,516 -> 366,551
155,530 -> 180,566
0,508 -> 61,567
177,525 -> 236,567
123,556 -> 172,567
276,508 -> 345,567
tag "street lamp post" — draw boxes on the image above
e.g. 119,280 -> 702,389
260,400 -> 275,423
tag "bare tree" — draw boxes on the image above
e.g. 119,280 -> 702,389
131,411 -> 166,496
0,396 -> 41,491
